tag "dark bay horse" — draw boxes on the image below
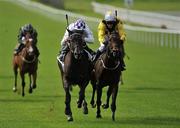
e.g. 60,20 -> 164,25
90,32 -> 124,121
57,31 -> 91,121
13,34 -> 39,97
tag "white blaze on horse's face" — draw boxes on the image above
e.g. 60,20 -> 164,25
29,46 -> 33,53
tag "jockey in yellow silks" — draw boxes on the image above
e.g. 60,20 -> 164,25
93,11 -> 126,71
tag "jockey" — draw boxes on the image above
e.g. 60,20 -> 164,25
57,19 -> 95,64
94,11 -> 126,71
14,24 -> 39,56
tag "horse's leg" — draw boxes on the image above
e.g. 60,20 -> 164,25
32,71 -> 37,89
77,85 -> 85,108
64,82 -> 73,121
82,82 -> 89,114
20,72 -> 25,97
120,74 -> 124,85
111,85 -> 119,121
28,73 -> 33,93
13,65 -> 18,92
90,83 -> 96,108
96,85 -> 102,118
102,86 -> 113,109
82,98 -> 88,115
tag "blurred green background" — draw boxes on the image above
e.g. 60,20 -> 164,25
0,0 -> 180,128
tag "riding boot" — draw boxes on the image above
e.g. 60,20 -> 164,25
14,43 -> 25,55
57,44 -> 69,62
120,58 -> 126,71
92,50 -> 102,63
34,45 -> 40,57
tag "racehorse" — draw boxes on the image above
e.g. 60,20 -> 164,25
13,33 -> 39,97
90,31 -> 124,121
57,30 -> 91,121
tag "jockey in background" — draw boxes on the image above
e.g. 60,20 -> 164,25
14,24 -> 39,56
93,11 -> 126,71
57,19 -> 95,64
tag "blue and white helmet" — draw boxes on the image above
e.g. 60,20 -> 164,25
104,11 -> 116,22
23,23 -> 33,33
73,19 -> 86,30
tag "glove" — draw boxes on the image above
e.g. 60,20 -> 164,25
120,35 -> 126,41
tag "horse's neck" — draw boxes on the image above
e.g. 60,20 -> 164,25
66,52 -> 78,65
102,53 -> 117,67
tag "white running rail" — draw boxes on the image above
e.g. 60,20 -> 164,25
92,2 -> 180,30
6,0 -> 180,48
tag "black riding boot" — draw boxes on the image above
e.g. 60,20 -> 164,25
14,43 -> 25,55
92,50 -> 102,63
34,45 -> 40,57
58,44 -> 69,62
120,58 -> 126,71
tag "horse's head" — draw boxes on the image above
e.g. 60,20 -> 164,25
67,30 -> 84,60
21,33 -> 37,63
107,31 -> 123,60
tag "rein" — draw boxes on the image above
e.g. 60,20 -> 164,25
100,55 -> 120,70
21,55 -> 36,63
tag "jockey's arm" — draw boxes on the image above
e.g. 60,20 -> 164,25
98,21 -> 106,45
117,20 -> 126,41
17,28 -> 24,44
84,25 -> 94,43
32,29 -> 38,44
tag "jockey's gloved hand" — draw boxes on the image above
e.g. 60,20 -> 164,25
120,35 -> 126,41
103,39 -> 109,46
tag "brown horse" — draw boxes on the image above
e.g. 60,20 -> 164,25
90,32 -> 124,121
57,31 -> 91,121
13,34 -> 39,97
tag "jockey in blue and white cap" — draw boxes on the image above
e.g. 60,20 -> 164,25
57,19 -> 95,63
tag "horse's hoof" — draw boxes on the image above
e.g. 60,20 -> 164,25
102,104 -> 109,109
90,101 -> 96,108
83,107 -> 88,114
112,116 -> 115,121
96,114 -> 102,119
29,88 -> 33,93
22,93 -> 25,97
13,87 -> 17,92
91,104 -> 96,108
32,84 -> 36,89
112,112 -> 115,121
67,115 -> 73,122
77,100 -> 82,108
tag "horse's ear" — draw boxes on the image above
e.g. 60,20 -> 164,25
67,29 -> 73,36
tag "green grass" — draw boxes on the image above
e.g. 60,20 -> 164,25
96,0 -> 180,11
1,1 -> 180,128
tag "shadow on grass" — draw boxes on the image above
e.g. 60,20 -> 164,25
0,75 -> 13,79
119,116 -> 180,126
121,87 -> 180,93
0,98 -> 51,103
90,116 -> 180,126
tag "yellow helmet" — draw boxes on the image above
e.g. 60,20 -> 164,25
104,11 -> 116,22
